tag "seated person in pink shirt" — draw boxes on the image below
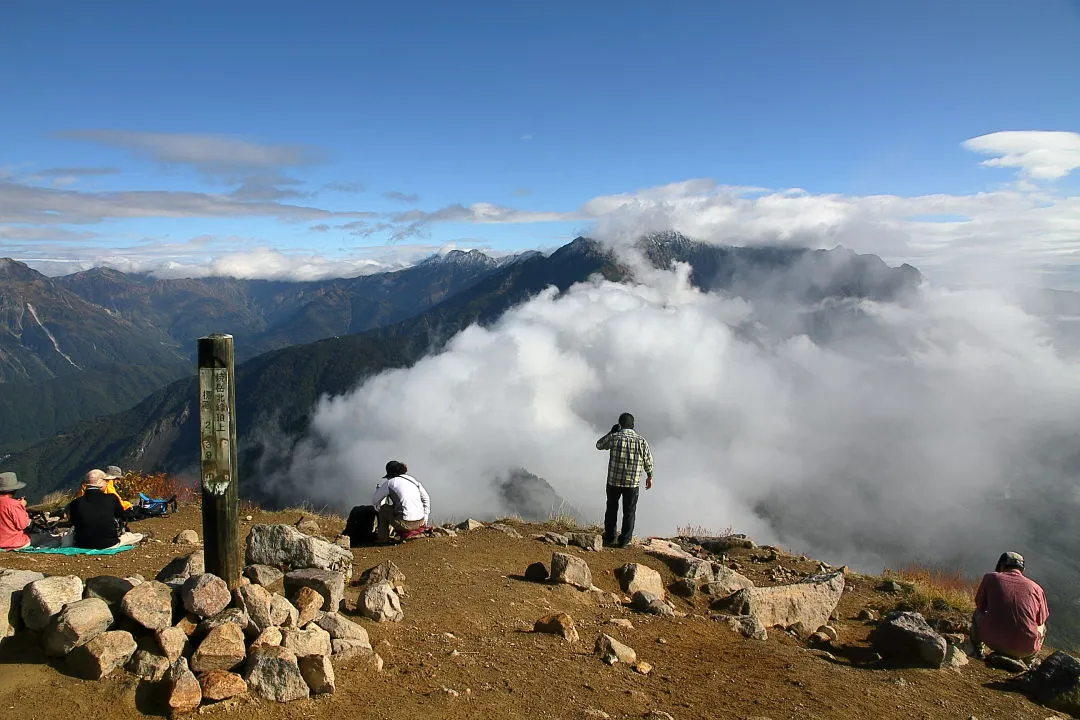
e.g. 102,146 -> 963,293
0,471 -> 32,550
972,551 -> 1049,665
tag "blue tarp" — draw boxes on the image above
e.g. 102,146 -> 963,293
13,544 -> 136,555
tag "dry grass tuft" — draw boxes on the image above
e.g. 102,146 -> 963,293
280,502 -> 345,524
883,562 -> 978,614
676,523 -> 734,538
33,489 -> 75,512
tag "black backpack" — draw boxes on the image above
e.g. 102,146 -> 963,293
343,505 -> 378,546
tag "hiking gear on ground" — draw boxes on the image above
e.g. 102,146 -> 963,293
122,492 -> 178,521
344,505 -> 379,545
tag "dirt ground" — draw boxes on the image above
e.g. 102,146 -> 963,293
0,505 -> 1061,720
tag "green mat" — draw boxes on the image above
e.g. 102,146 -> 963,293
13,544 -> 136,555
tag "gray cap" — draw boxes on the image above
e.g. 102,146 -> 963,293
103,465 -> 123,480
0,472 -> 25,492
998,551 -> 1025,571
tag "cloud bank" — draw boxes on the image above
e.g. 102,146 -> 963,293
262,211 -> 1080,608
4,129 -> 1079,287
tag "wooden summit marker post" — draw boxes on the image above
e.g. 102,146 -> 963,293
198,333 -> 240,589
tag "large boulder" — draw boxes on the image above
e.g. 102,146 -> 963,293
1025,650 -> 1080,716
534,612 -> 579,643
615,563 -> 666,599
245,524 -> 352,576
715,614 -> 768,641
156,551 -> 204,586
83,576 -> 134,609
357,561 -> 405,591
550,553 -> 592,590
868,611 -> 948,669
236,583 -> 274,630
244,645 -> 310,702
251,627 -> 283,649
269,594 -> 299,628
284,569 -> 344,612
21,575 -> 84,631
44,598 -> 113,656
126,648 -> 171,682
631,591 -> 675,618
711,571 -> 844,637
701,566 -> 755,597
156,626 -> 190,663
568,533 -> 603,552
67,630 -> 137,680
199,669 -> 248,702
191,622 -> 247,672
357,581 -> 404,623
672,557 -> 715,583
197,608 -> 255,639
243,564 -> 284,592
281,625 -> 332,658
181,574 -> 231,619
121,581 -> 175,631
0,568 -> 44,637
292,587 -> 324,627
165,657 -> 202,715
594,633 -> 636,665
298,654 -> 336,694
312,612 -> 371,646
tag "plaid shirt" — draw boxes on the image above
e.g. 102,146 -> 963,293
596,428 -> 654,488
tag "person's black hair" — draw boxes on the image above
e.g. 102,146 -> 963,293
384,460 -> 408,478
618,412 -> 635,429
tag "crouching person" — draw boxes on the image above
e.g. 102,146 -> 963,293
971,551 -> 1048,670
66,469 -> 144,549
372,460 -> 430,543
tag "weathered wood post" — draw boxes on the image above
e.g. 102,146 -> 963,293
197,333 -> 241,588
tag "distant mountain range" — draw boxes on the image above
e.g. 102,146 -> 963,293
3,234 -> 921,502
0,249 -> 511,451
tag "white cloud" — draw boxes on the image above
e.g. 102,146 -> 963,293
54,130 -> 323,175
265,257 -> 1080,581
7,130 -> 1080,287
18,240 -> 445,280
963,131 -> 1080,181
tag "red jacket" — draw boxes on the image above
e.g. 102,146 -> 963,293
975,569 -> 1049,656
0,494 -> 30,550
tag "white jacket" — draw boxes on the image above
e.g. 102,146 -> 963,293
372,474 -> 430,523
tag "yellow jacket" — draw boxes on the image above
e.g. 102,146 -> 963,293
77,479 -> 133,511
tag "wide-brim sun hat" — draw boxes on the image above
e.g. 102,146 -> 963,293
103,465 -> 123,480
0,472 -> 26,492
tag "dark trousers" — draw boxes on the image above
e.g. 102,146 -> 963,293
604,485 -> 640,545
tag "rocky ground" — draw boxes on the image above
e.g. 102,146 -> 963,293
0,504 -> 1068,720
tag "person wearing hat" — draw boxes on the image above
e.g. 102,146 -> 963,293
371,460 -> 430,543
0,471 -> 32,550
66,469 -> 143,549
971,551 -> 1049,668
75,465 -> 132,511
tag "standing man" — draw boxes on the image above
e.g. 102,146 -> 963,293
596,412 -> 654,548
971,551 -> 1049,671
372,460 -> 431,543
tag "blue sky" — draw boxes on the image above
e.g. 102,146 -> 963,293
1,0 -> 1078,282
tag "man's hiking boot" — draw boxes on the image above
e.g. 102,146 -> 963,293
986,653 -> 1028,673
